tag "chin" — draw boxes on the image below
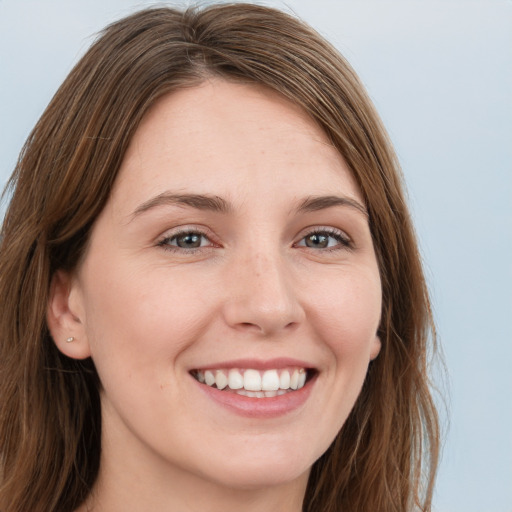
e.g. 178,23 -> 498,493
191,441 -> 315,491
208,461 -> 310,491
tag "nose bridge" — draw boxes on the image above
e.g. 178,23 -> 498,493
223,243 -> 304,335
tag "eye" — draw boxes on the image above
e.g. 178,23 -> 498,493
158,229 -> 213,251
295,229 -> 351,250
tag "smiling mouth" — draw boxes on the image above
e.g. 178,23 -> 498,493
191,367 -> 313,398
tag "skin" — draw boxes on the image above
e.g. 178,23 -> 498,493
48,80 -> 382,512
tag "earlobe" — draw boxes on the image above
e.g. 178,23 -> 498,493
370,335 -> 381,361
47,270 -> 92,360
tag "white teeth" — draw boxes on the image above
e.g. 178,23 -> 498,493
195,367 -> 310,394
244,369 -> 262,391
279,370 -> 290,389
261,369 -> 280,391
290,369 -> 299,390
215,371 -> 228,390
205,370 -> 215,386
236,389 -> 293,398
228,369 -> 244,390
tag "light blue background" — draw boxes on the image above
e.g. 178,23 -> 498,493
1,1 -> 511,511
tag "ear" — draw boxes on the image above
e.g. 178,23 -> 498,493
47,270 -> 92,360
369,335 -> 381,361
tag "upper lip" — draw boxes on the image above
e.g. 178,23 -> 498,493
191,357 -> 315,371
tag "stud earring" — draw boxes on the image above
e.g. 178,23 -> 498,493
66,337 -> 75,343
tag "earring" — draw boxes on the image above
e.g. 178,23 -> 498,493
66,337 -> 75,343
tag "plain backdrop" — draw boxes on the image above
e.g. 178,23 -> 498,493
1,1 -> 511,511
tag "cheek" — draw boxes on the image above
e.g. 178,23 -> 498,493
309,268 -> 381,358
80,260 -> 215,369
295,267 -> 381,454
77,263 -> 210,428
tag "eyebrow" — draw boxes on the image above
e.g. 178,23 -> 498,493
130,192 -> 231,219
130,191 -> 367,220
297,195 -> 368,217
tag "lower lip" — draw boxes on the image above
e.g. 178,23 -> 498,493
194,375 -> 316,418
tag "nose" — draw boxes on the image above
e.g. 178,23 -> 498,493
222,250 -> 305,336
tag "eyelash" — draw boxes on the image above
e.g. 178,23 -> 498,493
294,228 -> 353,252
157,227 -> 352,253
157,228 -> 214,254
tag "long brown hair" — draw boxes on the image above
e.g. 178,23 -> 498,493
0,4 -> 439,511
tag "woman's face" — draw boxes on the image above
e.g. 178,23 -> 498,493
54,80 -> 381,491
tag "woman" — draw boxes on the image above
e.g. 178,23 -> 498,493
0,4 -> 439,511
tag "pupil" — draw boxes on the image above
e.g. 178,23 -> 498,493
306,234 -> 328,248
177,233 -> 201,248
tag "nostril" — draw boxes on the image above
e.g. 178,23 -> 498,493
233,319 -> 300,337
237,321 -> 264,333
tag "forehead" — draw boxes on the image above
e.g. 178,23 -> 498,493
112,80 -> 362,214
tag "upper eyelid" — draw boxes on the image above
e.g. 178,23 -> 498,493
158,225 -> 213,240
295,226 -> 351,241
156,226 -> 217,248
